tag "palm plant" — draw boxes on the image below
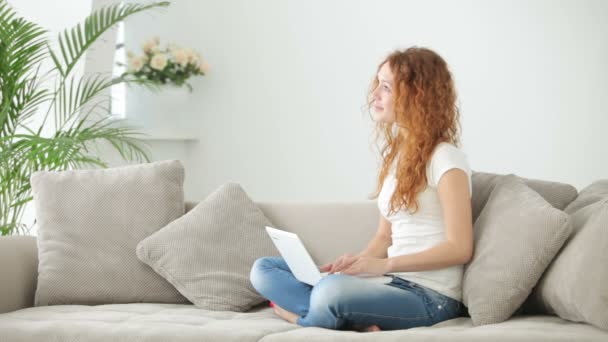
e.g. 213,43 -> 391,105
0,1 -> 171,235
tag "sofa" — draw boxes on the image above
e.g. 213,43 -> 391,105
0,165 -> 607,342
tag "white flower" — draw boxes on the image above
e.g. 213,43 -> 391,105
150,53 -> 167,70
167,43 -> 179,52
189,50 -> 200,66
126,50 -> 135,58
198,60 -> 210,74
128,56 -> 144,72
153,36 -> 160,44
182,48 -> 193,61
172,49 -> 189,67
142,39 -> 157,54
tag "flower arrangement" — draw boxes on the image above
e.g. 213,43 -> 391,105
122,36 -> 209,91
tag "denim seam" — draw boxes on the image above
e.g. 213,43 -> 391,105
347,310 -> 430,321
425,290 -> 449,307
334,313 -> 345,330
385,283 -> 432,306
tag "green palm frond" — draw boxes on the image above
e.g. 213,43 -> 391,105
77,118 -> 151,163
0,0 -> 16,29
53,73 -> 162,132
8,120 -> 150,190
1,0 -> 173,235
14,65 -> 51,126
0,0 -> 49,136
53,73 -> 114,130
49,1 -> 169,78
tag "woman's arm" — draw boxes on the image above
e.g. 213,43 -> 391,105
321,216 -> 391,273
386,168 -> 474,272
342,168 -> 473,276
356,215 -> 392,258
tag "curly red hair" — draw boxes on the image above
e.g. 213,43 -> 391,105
367,47 -> 461,215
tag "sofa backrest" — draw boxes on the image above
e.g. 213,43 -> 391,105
471,171 -> 578,223
184,172 -> 578,266
186,200 -> 379,265
2,172 -> 580,313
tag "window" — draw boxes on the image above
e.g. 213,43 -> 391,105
110,20 -> 126,119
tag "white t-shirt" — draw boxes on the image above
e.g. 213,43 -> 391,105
377,142 -> 472,302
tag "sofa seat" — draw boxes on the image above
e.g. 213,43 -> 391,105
0,303 -> 295,342
1,303 -> 606,342
260,315 -> 608,342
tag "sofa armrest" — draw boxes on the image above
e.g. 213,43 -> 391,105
0,236 -> 37,314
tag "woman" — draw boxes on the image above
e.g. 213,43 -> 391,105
250,46 -> 473,332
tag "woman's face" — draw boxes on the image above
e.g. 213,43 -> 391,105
371,62 -> 395,124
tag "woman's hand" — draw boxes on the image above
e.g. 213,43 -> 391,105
319,253 -> 360,274
340,256 -> 390,276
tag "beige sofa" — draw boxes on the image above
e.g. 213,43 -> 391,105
1,185 -> 607,341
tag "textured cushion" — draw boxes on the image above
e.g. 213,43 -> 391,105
30,160 -> 189,306
522,199 -> 608,331
136,182 -> 280,312
2,304 -> 608,342
521,179 -> 608,314
471,171 -> 578,223
0,303 -> 297,342
563,180 -> 608,214
462,175 -> 573,325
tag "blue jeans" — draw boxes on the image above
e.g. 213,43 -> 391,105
250,256 -> 463,331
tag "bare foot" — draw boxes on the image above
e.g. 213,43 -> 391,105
271,303 -> 299,324
363,325 -> 381,332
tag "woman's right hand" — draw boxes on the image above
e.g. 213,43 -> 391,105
319,253 -> 360,274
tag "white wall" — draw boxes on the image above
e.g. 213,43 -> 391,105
20,0 -> 608,205
106,0 -> 608,202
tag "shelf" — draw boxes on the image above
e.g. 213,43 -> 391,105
139,136 -> 199,142
105,116 -> 199,142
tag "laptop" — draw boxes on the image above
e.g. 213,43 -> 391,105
265,226 -> 379,286
265,226 -> 330,286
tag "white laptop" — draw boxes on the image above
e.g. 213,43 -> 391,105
265,226 -> 379,286
265,226 -> 330,286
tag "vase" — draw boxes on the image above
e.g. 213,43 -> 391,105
124,84 -> 198,141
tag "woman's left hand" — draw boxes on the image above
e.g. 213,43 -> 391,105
340,256 -> 390,276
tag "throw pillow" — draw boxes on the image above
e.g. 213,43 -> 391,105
462,174 -> 572,325
563,180 -> 608,214
471,171 -> 577,223
31,160 -> 190,306
136,182 -> 280,312
523,198 -> 608,331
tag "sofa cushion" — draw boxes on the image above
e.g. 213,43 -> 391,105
462,175 -> 572,325
252,201 -> 379,266
0,303 -> 296,342
471,171 -> 578,223
260,314 -> 608,342
136,182 -> 280,312
563,180 -> 608,214
1,303 -> 607,342
522,199 -> 608,331
30,160 -> 189,306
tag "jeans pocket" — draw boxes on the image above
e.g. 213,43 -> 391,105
444,297 -> 463,317
385,277 -> 432,304
415,287 -> 448,317
422,290 -> 462,322
425,288 -> 449,307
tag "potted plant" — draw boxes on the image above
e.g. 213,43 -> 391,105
0,0 -> 171,235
